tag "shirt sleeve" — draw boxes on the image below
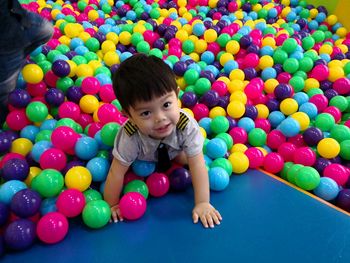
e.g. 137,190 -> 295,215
112,128 -> 140,166
181,116 -> 204,157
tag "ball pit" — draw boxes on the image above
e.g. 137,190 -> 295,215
0,0 -> 350,255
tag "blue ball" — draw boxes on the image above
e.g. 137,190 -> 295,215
132,159 -> 156,177
0,180 -> 27,205
31,141 -> 53,163
313,177 -> 339,201
203,154 -> 213,166
261,67 -> 277,80
209,167 -> 229,191
86,157 -> 110,182
20,125 -> 40,143
268,111 -> 286,128
201,51 -> 215,64
237,117 -> 255,132
278,117 -> 300,137
40,197 -> 57,215
206,138 -> 227,159
293,92 -> 309,106
299,102 -> 318,119
40,119 -> 57,131
192,23 -> 205,36
75,137 -> 99,160
198,117 -> 212,136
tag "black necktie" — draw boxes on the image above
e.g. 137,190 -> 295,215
157,143 -> 172,172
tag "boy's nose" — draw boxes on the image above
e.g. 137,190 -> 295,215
155,112 -> 166,123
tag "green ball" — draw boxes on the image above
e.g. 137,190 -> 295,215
344,62 -> 350,75
82,200 -> 111,229
184,85 -> 195,93
184,68 -> 200,85
95,66 -> 112,77
100,122 -> 120,146
273,48 -> 288,64
340,140 -> 350,160
56,118 -> 77,130
72,55 -> 88,65
84,51 -> 99,62
287,164 -> 304,185
295,167 -> 320,190
123,180 -> 149,199
215,133 -> 233,150
31,169 -> 64,197
293,70 -> 307,80
312,30 -> 325,43
77,1 -> 87,11
315,113 -> 335,132
280,162 -> 294,181
37,60 -> 52,74
217,33 -> 231,48
35,130 -> 52,142
131,32 -> 144,46
307,88 -> 323,98
101,3 -> 112,14
111,99 -> 122,111
149,8 -> 160,19
299,9 -> 310,19
263,27 -> 276,36
248,128 -> 267,147
257,8 -> 268,19
97,150 -> 109,159
289,76 -> 305,92
26,101 -> 48,122
283,58 -> 299,74
210,116 -> 229,134
298,57 -> 314,72
282,38 -> 298,54
56,77 -> 74,93
182,39 -> 195,54
329,95 -> 349,112
56,44 -> 70,54
85,38 -> 100,52
32,53 -> 46,63
47,50 -> 62,62
136,41 -> 150,54
194,78 -> 211,95
166,55 -> 179,66
304,50 -> 319,62
210,158 -> 233,176
84,189 -> 102,203
148,48 -> 163,58
330,124 -> 350,143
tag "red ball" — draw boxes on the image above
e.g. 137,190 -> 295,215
293,147 -> 316,166
323,164 -> 349,186
119,192 -> 147,221
146,172 -> 170,197
263,152 -> 284,174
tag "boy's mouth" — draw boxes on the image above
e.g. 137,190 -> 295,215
155,123 -> 171,133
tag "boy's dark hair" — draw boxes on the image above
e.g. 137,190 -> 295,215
112,53 -> 178,115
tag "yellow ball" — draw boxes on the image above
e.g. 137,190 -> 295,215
204,29 -> 218,43
229,68 -> 245,81
227,79 -> 244,93
208,0 -> 219,8
219,53 -> 234,66
22,64 -> 44,84
79,94 -> 100,114
327,14 -> 338,25
209,106 -> 226,118
231,143 -> 248,153
79,31 -> 91,42
67,60 -> 77,77
58,35 -> 71,46
259,55 -> 274,69
64,23 -> 81,38
225,40 -> 240,54
317,138 -> 340,159
199,127 -> 207,138
280,98 -> 299,116
182,108 -> 194,118
227,100 -> 245,118
88,10 -> 99,21
65,166 -> 92,192
10,138 -> 33,156
104,51 -> 120,67
328,66 -> 344,82
75,64 -> 94,78
264,79 -> 279,94
319,44 -> 333,55
101,40 -> 116,54
336,27 -> 347,38
119,31 -> 132,45
175,29 -> 189,42
25,167 -> 42,187
228,152 -> 249,174
262,36 -> 276,48
255,104 -> 269,119
291,112 -> 310,131
230,90 -> 247,104
106,32 -> 119,44
194,39 -> 207,54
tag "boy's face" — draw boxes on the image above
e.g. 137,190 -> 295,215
126,90 -> 180,140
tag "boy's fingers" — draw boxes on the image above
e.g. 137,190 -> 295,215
192,212 -> 199,223
200,215 -> 209,228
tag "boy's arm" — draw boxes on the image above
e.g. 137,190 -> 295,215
188,152 -> 222,228
104,157 -> 130,222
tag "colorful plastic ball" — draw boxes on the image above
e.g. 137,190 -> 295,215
51,126 -> 79,152
263,152 -> 284,174
330,125 -> 350,143
228,152 -> 249,174
313,177 -> 339,201
65,166 -> 92,192
123,180 -> 149,199
208,167 -> 229,191
75,136 -> 99,160
44,88 -> 65,107
293,147 -> 316,166
39,148 -> 67,171
295,167 -> 320,190
192,103 -> 209,121
31,169 -> 64,198
119,192 -> 147,221
237,117 -> 255,133
82,199 -> 111,228
278,117 -> 300,138
25,101 -> 48,123
6,109 -> 31,131
2,158 -> 29,181
317,138 -> 340,159
10,189 -> 41,218
206,138 -> 228,159
58,101 -> 81,121
83,189 -> 102,203
274,83 -> 292,100
97,103 -> 120,124
302,127 -> 323,146
4,219 -> 36,250
56,189 -> 86,218
8,89 -> 31,108
266,130 -> 286,150
168,167 -> 192,191
229,127 -> 248,144
81,76 -> 101,95
340,140 -> 350,160
244,147 -> 264,169
36,212 -> 69,244
31,141 -> 52,163
323,163 -> 349,186
227,100 -> 245,118
131,159 -> 156,177
287,164 -> 304,185
0,201 -> 9,226
146,173 -> 170,197
336,189 -> 350,212
248,128 -> 267,147
86,157 -> 110,182
0,180 -> 27,205
315,113 -> 335,132
52,60 -> 70,77
22,64 -> 44,84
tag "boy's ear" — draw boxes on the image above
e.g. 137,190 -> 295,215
121,109 -> 130,118
176,86 -> 180,96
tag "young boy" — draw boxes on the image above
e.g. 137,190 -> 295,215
104,54 -> 222,228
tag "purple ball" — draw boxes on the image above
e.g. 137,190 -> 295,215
66,86 -> 83,103
314,59 -> 327,66
0,202 -> 9,226
244,105 -> 258,119
199,90 -> 219,108
324,89 -> 338,100
216,95 -> 230,108
200,71 -> 215,83
45,88 -> 65,106
4,219 -> 36,251
168,168 -> 192,191
320,80 -> 333,90
2,158 -> 29,181
303,127 -> 324,146
8,89 -> 31,108
51,60 -> 70,77
313,157 -> 332,174
246,44 -> 260,54
273,64 -> 283,75
173,61 -> 188,76
10,189 -> 42,218
65,51 -> 77,60
336,189 -> 350,212
266,98 -> 280,112
153,39 -> 165,50
140,12 -> 150,20
94,32 -> 106,44
274,84 -> 293,100
157,24 -> 168,36
62,160 -> 86,175
181,92 -> 197,108
0,131 -> 12,153
239,35 -> 252,49
243,67 -> 257,80
226,116 -> 237,130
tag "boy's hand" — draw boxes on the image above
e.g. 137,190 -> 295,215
110,204 -> 123,223
192,202 -> 222,228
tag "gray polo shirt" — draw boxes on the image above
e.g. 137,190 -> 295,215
112,110 -> 204,166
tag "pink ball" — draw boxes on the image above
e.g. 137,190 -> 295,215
244,53 -> 259,68
207,42 -> 220,56
87,122 -> 103,137
40,148 -> 67,171
277,142 -> 297,162
51,126 -> 79,152
44,70 -> 59,88
245,147 -> 264,169
293,147 -> 316,166
119,192 -> 147,220
192,103 -> 209,121
211,81 -> 227,96
263,152 -> 284,174
56,189 -> 86,218
333,77 -> 350,95
143,30 -> 158,46
77,113 -> 93,129
345,119 -> 350,128
99,84 -> 116,103
288,134 -> 306,148
58,102 -> 81,121
323,106 -> 342,123
244,83 -> 262,99
81,77 -> 100,95
168,46 -> 182,58
146,172 -> 170,197
229,127 -> 248,144
97,104 -> 121,124
168,38 -> 181,47
310,64 -> 329,81
36,212 -> 69,244
124,171 -> 144,185
27,81 -> 47,97
309,94 -> 328,112
267,130 -> 286,150
6,109 -> 31,131
254,118 -> 271,133
276,72 -> 292,84
323,164 -> 349,186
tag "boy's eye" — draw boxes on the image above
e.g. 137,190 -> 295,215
163,102 -> 171,108
140,111 -> 151,117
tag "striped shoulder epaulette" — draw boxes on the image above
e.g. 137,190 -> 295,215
123,121 -> 138,136
176,111 -> 190,131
